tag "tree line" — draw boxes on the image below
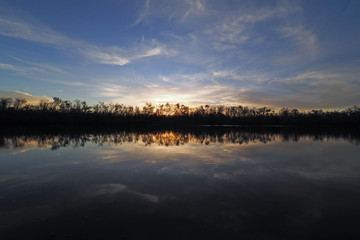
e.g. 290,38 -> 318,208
0,97 -> 359,126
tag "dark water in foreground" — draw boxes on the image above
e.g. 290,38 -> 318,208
0,127 -> 360,239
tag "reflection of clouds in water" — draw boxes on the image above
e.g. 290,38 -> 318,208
89,183 -> 127,195
0,130 -> 359,185
0,139 -> 48,154
139,193 -> 160,203
94,139 -> 360,180
0,130 -> 359,235
96,143 -> 250,166
87,184 -> 160,203
218,141 -> 360,180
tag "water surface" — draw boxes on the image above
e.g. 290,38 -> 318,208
1,127 -> 360,239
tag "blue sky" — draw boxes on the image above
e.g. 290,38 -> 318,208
0,0 -> 359,109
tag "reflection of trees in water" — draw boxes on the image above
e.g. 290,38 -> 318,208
0,128 -> 359,150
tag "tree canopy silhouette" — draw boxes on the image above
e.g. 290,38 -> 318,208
0,97 -> 359,127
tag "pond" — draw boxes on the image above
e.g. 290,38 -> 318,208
0,127 -> 360,239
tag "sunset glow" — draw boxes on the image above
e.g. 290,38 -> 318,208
0,1 -> 359,109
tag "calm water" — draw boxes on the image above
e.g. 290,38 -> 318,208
1,127 -> 360,239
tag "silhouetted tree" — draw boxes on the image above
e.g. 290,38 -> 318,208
0,98 -> 12,110
13,98 -> 27,110
0,96 -> 359,127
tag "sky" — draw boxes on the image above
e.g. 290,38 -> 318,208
0,0 -> 359,109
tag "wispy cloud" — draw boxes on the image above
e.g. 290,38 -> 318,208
0,62 -> 85,86
0,17 -> 69,46
82,39 -> 175,66
95,65 -> 360,110
1,1 -> 358,110
158,72 -> 210,85
131,0 -> 209,26
0,63 -> 16,71
157,70 -> 268,87
36,78 -> 86,87
96,73 -> 251,106
87,183 -> 159,203
130,0 -> 151,26
0,17 -> 173,66
203,4 -> 301,49
0,62 -> 43,73
277,24 -> 318,58
102,83 -> 247,106
182,0 -> 206,20
82,46 -> 131,66
260,69 -> 360,109
12,57 -> 68,74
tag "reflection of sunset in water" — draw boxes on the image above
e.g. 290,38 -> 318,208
1,128 -> 357,179
1,128 -> 360,239
2,129 -> 357,153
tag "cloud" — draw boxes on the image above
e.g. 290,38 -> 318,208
81,38 -> 174,66
87,183 -> 159,203
182,0 -> 206,20
130,0 -> 209,26
97,76 -> 250,106
0,90 -> 51,104
97,84 -> 130,98
0,17 -> 173,66
130,0 -> 151,26
270,70 -> 357,92
0,17 -> 69,46
275,24 -> 318,61
157,1 -> 308,75
82,46 -> 130,66
1,1 -> 358,110
212,70 -> 247,82
0,63 -> 16,71
250,70 -> 360,109
0,62 -> 84,86
35,78 -> 86,87
0,62 -> 43,73
83,38 -> 175,66
98,65 -> 360,110
1,57 -> 68,75
203,3 -> 301,49
12,57 -> 68,74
